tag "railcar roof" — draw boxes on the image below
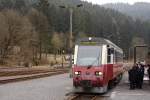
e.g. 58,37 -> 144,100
76,37 -> 123,52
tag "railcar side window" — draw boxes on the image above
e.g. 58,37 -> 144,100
115,51 -> 123,63
107,48 -> 114,63
107,55 -> 111,63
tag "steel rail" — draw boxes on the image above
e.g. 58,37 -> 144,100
68,94 -> 100,100
68,94 -> 80,100
91,95 -> 98,100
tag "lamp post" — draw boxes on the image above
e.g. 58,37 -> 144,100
61,50 -> 65,68
128,47 -> 131,62
59,4 -> 83,68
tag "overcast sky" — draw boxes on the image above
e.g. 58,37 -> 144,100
82,0 -> 150,5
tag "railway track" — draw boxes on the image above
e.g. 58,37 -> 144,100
0,69 -> 69,84
67,94 -> 101,100
0,66 -> 69,76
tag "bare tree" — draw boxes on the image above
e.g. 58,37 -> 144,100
0,9 -> 36,65
27,8 -> 50,60
51,32 -> 63,63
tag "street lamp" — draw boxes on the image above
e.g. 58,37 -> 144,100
59,4 -> 83,68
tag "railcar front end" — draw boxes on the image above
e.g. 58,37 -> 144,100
72,37 -> 123,93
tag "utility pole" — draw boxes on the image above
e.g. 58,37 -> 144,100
59,4 -> 83,68
69,8 -> 73,68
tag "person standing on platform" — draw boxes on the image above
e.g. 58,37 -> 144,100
147,64 -> 150,85
128,65 -> 138,90
137,62 -> 145,89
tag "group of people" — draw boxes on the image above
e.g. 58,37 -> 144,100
128,62 -> 146,90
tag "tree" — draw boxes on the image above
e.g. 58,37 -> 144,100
28,8 -> 50,60
13,0 -> 26,13
0,0 -> 13,9
51,32 -> 63,62
1,0 -> 150,59
37,0 -> 54,32
51,32 -> 63,52
0,9 -> 36,65
77,32 -> 88,38
37,0 -> 49,16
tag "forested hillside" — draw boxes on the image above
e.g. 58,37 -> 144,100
103,2 -> 150,21
0,0 -> 150,65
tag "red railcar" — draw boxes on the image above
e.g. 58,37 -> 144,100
72,37 -> 124,93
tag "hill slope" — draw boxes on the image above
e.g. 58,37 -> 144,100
103,2 -> 150,20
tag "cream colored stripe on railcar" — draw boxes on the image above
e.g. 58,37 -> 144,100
73,45 -> 78,66
102,45 -> 107,65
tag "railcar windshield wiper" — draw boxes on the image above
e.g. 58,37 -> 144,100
87,53 -> 100,69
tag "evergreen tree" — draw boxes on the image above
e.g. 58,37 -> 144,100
0,0 -> 13,9
37,0 -> 49,16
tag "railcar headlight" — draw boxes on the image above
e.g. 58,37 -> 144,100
74,71 -> 81,75
95,71 -> 103,76
75,72 -> 79,75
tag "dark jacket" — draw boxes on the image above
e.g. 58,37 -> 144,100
138,64 -> 145,77
128,66 -> 138,82
147,66 -> 150,78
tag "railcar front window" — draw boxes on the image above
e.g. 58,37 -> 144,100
76,46 -> 102,66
